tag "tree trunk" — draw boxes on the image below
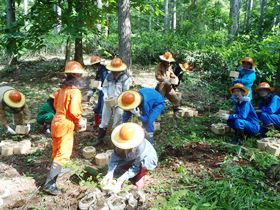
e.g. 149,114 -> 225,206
244,0 -> 253,32
164,0 -> 169,32
149,3 -> 152,31
74,0 -> 84,65
259,0 -> 267,39
24,0 -> 28,26
273,0 -> 280,29
118,0 -> 132,74
54,4 -> 62,33
74,37 -> 83,65
172,0 -> 176,31
6,0 -> 17,64
64,36 -> 71,66
276,51 -> 280,95
228,0 -> 240,43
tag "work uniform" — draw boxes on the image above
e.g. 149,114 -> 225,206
123,88 -> 165,143
108,139 -> 158,181
37,99 -> 55,125
100,72 -> 131,129
0,86 -> 31,126
259,94 -> 280,129
155,63 -> 179,106
233,67 -> 256,99
51,86 -> 82,165
227,97 -> 260,135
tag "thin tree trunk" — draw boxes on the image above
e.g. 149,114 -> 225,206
118,0 -> 132,75
273,0 -> 280,29
6,0 -> 17,64
164,0 -> 169,32
172,0 -> 176,31
149,3 -> 152,31
64,36 -> 71,66
24,0 -> 28,26
74,37 -> 83,65
228,0 -> 240,43
276,51 -> 280,95
244,0 -> 253,32
259,0 -> 267,39
54,5 -> 62,33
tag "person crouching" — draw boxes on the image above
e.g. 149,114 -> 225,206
220,83 -> 260,145
101,122 -> 158,192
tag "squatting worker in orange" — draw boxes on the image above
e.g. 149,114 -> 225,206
43,61 -> 85,196
155,52 -> 181,118
0,86 -> 31,134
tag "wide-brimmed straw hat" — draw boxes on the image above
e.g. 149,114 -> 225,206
255,82 -> 275,92
229,83 -> 249,96
179,63 -> 190,72
118,90 -> 142,111
239,57 -> 256,67
90,55 -> 102,65
106,57 -> 127,72
64,61 -> 85,74
111,123 -> 145,149
3,89 -> 26,108
159,52 -> 175,63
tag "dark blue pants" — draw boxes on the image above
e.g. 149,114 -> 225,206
227,119 -> 259,135
94,91 -> 104,115
259,112 -> 280,129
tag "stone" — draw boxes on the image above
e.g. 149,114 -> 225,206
82,146 -> 96,159
1,145 -> 13,156
257,139 -> 270,151
266,143 -> 280,156
95,153 -> 109,168
15,125 -> 29,135
211,123 -> 229,135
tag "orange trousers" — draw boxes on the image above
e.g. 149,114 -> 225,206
51,118 -> 75,165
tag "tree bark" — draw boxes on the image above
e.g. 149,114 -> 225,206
276,51 -> 280,95
64,36 -> 71,66
259,0 -> 267,39
149,3 -> 152,31
73,0 -> 84,65
164,0 -> 169,32
172,0 -> 176,31
273,0 -> 280,29
118,0 -> 132,74
228,0 -> 240,43
24,0 -> 28,26
6,0 -> 17,64
74,37 -> 83,65
54,4 -> 62,33
244,0 -> 253,32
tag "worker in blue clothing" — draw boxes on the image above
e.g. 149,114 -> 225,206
117,88 -> 165,144
255,82 -> 280,134
233,57 -> 256,99
90,55 -> 109,130
220,83 -> 260,145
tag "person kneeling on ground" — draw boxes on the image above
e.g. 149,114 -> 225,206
36,94 -> 56,134
255,82 -> 280,135
101,122 -> 158,192
118,88 -> 165,144
93,57 -> 131,146
0,86 -> 31,134
155,52 -> 181,118
43,61 -> 85,195
220,83 -> 260,145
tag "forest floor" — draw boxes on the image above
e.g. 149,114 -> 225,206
0,57 -> 280,210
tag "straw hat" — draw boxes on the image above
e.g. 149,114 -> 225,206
179,63 -> 190,72
106,58 -> 127,72
118,90 -> 142,111
64,61 -> 85,74
229,83 -> 249,96
159,52 -> 175,63
255,82 -> 275,92
111,123 -> 145,149
90,56 -> 102,65
239,57 -> 256,67
3,90 -> 26,108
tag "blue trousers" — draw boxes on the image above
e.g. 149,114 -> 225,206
142,104 -> 165,133
227,119 -> 259,135
93,91 -> 104,115
260,112 -> 280,129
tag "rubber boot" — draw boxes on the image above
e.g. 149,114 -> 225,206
43,162 -> 62,196
230,129 -> 245,145
92,127 -> 107,146
173,106 -> 181,119
93,113 -> 101,129
146,132 -> 154,145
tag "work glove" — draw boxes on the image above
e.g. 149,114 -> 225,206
101,171 -> 113,186
130,107 -> 141,117
26,124 -> 31,133
221,113 -> 230,121
7,126 -> 16,135
112,179 -> 123,193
